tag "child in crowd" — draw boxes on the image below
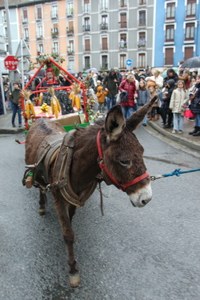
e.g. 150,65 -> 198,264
95,80 -> 108,113
146,80 -> 162,121
137,80 -> 150,126
169,80 -> 188,134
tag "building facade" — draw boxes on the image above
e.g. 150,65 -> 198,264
0,0 -> 200,74
154,0 -> 200,67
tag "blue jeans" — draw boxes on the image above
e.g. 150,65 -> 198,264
138,105 -> 147,124
121,106 -> 137,119
106,96 -> 116,110
195,113 -> 200,127
173,113 -> 184,131
11,102 -> 22,126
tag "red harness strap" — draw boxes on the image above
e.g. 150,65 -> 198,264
96,130 -> 149,191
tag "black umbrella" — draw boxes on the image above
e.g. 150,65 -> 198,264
181,56 -> 200,68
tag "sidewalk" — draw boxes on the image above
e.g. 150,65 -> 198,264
0,111 -> 200,152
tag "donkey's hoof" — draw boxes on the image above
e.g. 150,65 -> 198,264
69,273 -> 80,288
38,208 -> 45,216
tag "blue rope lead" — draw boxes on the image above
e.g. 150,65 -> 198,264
151,168 -> 200,181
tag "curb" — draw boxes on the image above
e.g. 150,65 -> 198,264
0,128 -> 24,134
148,121 -> 200,152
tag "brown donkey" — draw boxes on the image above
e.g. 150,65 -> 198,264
24,97 -> 157,287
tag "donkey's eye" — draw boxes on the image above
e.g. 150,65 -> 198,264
119,160 -> 131,167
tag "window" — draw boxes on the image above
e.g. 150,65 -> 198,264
38,43 -> 43,54
120,54 -> 126,69
138,32 -> 146,47
184,47 -> 194,60
67,21 -> 74,33
139,0 -> 146,5
67,2 -> 73,16
84,0 -> 90,13
36,24 -> 43,38
138,53 -> 146,68
120,13 -> 127,28
100,0 -> 108,10
83,18 -> 90,31
119,33 -> 127,48
84,56 -> 90,69
36,6 -> 42,20
24,27 -> 29,40
22,8 -> 28,22
102,55 -> 108,69
102,37 -> 108,50
139,10 -> 146,26
52,41 -> 59,54
185,22 -> 195,40
100,15 -> 108,30
120,0 -> 127,7
165,48 -> 173,65
84,38 -> 90,51
51,5 -> 58,19
166,2 -> 175,19
68,40 -> 74,54
165,25 -> 175,41
186,0 -> 196,17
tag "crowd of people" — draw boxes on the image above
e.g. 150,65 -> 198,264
79,67 -> 200,137
1,66 -> 200,137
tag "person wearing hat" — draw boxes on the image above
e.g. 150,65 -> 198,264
10,82 -> 22,128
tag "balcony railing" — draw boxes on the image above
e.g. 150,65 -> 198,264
83,25 -> 90,32
100,23 -> 108,30
67,50 -> 74,55
66,28 -> 74,35
137,40 -> 146,48
51,32 -> 58,39
36,35 -> 43,40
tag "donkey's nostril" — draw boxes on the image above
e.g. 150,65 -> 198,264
141,200 -> 147,205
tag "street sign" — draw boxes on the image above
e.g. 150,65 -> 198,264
126,59 -> 133,67
4,55 -> 19,71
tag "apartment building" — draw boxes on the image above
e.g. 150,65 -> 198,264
0,0 -> 200,73
154,0 -> 200,67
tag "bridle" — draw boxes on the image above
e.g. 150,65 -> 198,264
96,130 -> 149,192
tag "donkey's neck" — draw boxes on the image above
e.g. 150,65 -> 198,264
70,127 -> 101,194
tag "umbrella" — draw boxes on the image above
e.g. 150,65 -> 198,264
86,67 -> 98,73
181,56 -> 200,69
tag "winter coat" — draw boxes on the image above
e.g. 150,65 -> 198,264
169,88 -> 188,113
103,71 -> 119,97
96,85 -> 108,104
137,89 -> 150,106
189,82 -> 200,114
119,79 -> 136,107
10,89 -> 21,105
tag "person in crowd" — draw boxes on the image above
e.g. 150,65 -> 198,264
10,82 -> 22,127
160,79 -> 176,128
0,86 -> 3,115
95,80 -> 108,113
163,68 -> 179,85
169,80 -> 188,134
146,69 -> 163,89
136,80 -> 150,126
178,69 -> 191,90
118,73 -> 137,119
103,69 -> 119,110
146,80 -> 162,121
188,75 -> 200,136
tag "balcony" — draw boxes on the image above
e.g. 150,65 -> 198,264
51,14 -> 58,20
22,18 -> 28,24
137,40 -> 146,49
101,48 -> 108,53
119,41 -> 127,50
36,35 -> 43,40
51,28 -> 59,38
100,23 -> 108,31
66,9 -> 73,17
66,28 -> 74,36
83,25 -> 90,32
67,50 -> 74,56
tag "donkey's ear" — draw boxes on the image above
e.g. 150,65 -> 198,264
126,96 -> 158,131
104,105 -> 125,141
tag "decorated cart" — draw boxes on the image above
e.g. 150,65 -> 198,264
20,55 -> 92,131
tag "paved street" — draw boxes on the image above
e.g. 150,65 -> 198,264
0,126 -> 200,300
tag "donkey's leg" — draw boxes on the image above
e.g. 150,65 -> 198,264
38,189 -> 47,215
54,198 -> 80,287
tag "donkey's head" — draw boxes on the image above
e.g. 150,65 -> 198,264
98,97 -> 157,208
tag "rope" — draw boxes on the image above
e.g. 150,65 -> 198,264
151,168 -> 200,181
